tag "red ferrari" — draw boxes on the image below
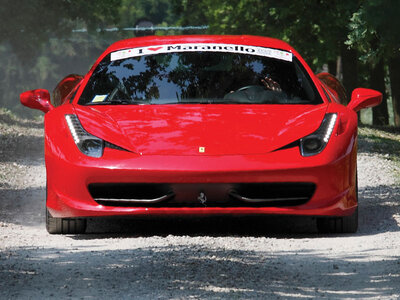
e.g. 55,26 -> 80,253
21,35 -> 382,234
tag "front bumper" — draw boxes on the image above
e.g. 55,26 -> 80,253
45,139 -> 357,218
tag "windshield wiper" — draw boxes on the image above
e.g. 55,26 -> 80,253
86,99 -> 140,105
163,99 -> 216,105
217,100 -> 251,104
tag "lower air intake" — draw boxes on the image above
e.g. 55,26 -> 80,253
88,182 -> 316,207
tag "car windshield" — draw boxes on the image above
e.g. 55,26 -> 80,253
78,48 -> 323,105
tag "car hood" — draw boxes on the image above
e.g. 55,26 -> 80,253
74,104 -> 328,156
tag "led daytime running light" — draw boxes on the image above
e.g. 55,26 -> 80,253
323,114 -> 337,143
65,115 -> 80,144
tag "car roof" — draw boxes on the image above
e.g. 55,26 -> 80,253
104,35 -> 295,54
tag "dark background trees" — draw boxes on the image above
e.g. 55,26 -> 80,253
0,0 -> 399,126
347,0 -> 400,126
0,0 -> 121,117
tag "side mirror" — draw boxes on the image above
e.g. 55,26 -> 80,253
20,89 -> 54,113
347,88 -> 382,112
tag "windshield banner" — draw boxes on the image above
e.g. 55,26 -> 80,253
111,43 -> 293,62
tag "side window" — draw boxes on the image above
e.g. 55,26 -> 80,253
68,85 -> 81,104
52,74 -> 83,106
321,85 -> 332,103
316,72 -> 347,104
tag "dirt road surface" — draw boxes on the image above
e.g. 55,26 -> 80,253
1,114 -> 400,299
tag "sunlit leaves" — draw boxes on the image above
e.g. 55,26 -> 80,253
347,0 -> 400,63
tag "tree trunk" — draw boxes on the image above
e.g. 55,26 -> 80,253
340,44 -> 358,103
371,59 -> 389,126
328,60 -> 336,77
389,55 -> 400,127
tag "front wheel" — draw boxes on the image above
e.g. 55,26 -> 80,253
46,208 -> 87,234
317,207 -> 358,234
317,171 -> 358,234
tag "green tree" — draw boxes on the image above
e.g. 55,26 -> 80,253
264,1 -> 360,101
172,0 -> 360,98
0,0 -> 121,115
0,0 -> 120,64
347,0 -> 400,126
119,0 -> 175,29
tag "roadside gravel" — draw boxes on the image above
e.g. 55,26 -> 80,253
1,112 -> 399,299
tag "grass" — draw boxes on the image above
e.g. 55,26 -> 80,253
358,125 -> 400,160
358,125 -> 400,184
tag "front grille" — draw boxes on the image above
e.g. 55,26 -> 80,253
89,182 -> 315,208
88,183 -> 173,206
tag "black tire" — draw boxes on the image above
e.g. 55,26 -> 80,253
317,206 -> 358,234
46,208 -> 87,234
317,170 -> 358,234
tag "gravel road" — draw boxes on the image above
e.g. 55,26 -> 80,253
1,113 -> 400,299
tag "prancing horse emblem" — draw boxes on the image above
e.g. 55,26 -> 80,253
198,191 -> 207,206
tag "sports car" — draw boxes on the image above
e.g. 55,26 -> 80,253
20,35 -> 382,234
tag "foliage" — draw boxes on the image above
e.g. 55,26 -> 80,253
171,0 -> 398,126
172,0 -> 359,69
119,0 -> 175,27
0,0 -> 121,117
0,34 -> 110,117
358,126 -> 400,164
0,0 -> 399,127
0,0 -> 121,64
347,0 -> 400,63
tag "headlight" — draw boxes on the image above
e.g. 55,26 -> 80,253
300,113 -> 337,156
65,114 -> 104,158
